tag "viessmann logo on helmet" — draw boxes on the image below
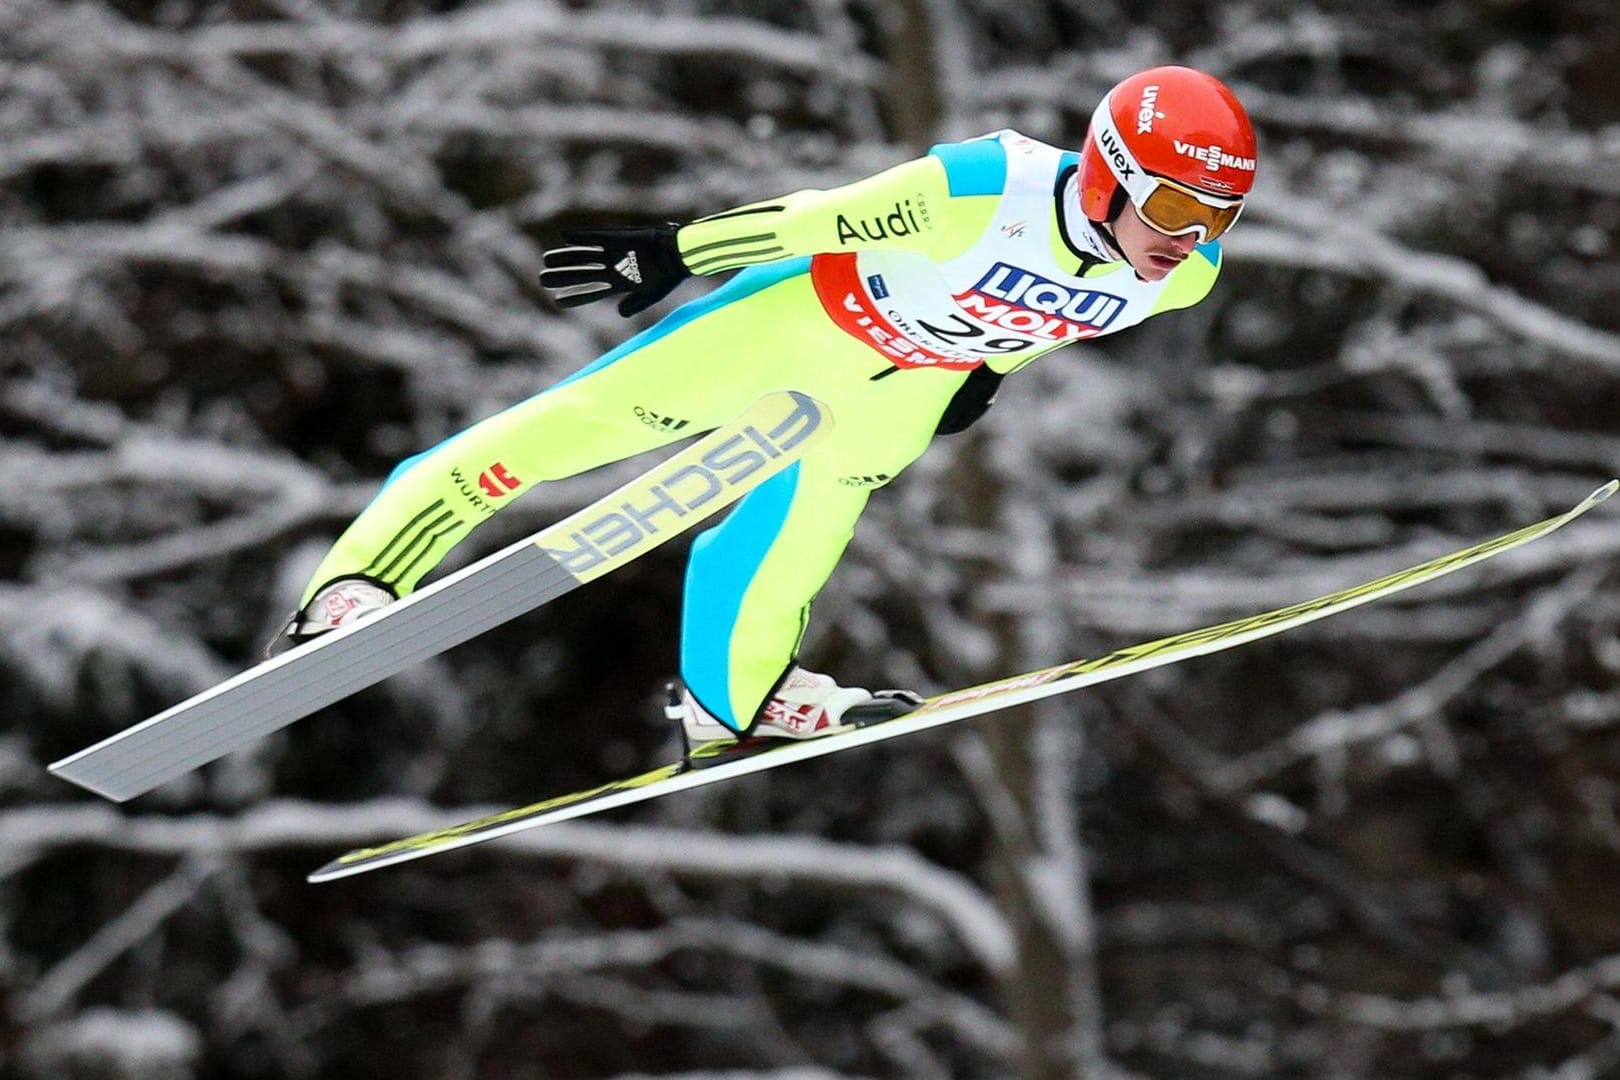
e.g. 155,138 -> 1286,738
1173,140 -> 1257,174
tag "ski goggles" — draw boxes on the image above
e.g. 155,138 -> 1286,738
1131,175 -> 1244,241
1089,97 -> 1247,243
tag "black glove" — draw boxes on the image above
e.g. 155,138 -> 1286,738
539,224 -> 690,317
935,365 -> 1005,435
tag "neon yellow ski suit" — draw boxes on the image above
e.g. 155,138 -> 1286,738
301,130 -> 1224,731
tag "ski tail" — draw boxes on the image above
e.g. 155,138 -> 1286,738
48,391 -> 833,803
307,480 -> 1616,883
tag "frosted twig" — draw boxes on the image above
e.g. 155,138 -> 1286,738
209,862 -> 314,1076
1315,412 -> 1620,475
1209,564 -> 1606,792
1235,88 -> 1620,199
602,1069 -> 864,1080
19,855 -> 220,1022
142,2 -> 876,80
1317,953 -> 1620,1031
980,514 -> 1620,638
0,801 -> 1016,975
869,1004 -> 953,1080
978,67 -> 1620,197
294,916 -> 1013,1063
1519,1012 -> 1620,1080
0,584 -> 233,707
806,0 -> 886,144
1224,220 -> 1620,374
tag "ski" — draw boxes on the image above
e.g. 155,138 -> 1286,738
49,391 -> 831,803
309,479 -> 1616,883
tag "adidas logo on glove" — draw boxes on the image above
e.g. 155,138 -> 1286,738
615,253 -> 642,284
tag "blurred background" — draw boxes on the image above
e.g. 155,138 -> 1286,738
5,0 -> 1620,1077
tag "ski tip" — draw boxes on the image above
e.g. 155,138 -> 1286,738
45,759 -> 135,804
306,865 -> 341,885
1592,479 -> 1619,505
307,857 -> 362,884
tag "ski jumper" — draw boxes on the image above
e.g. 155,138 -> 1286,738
300,130 -> 1225,732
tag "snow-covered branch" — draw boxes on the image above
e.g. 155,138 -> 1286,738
0,800 -> 1015,975
1209,563 -> 1607,791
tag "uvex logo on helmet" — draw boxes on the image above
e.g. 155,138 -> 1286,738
1078,65 -> 1258,227
1136,84 -> 1163,134
1096,128 -> 1136,182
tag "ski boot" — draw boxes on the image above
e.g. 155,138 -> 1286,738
264,576 -> 396,658
667,666 -> 923,768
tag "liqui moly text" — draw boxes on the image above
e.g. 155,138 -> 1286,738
954,263 -> 1126,341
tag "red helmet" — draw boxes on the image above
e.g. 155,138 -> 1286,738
1078,66 -> 1257,242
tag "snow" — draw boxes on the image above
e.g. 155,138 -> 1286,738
21,1008 -> 202,1080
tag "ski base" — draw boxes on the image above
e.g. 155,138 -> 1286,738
309,480 -> 1616,883
49,391 -> 831,803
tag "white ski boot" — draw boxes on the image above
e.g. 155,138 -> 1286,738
265,577 -> 395,657
668,666 -> 922,761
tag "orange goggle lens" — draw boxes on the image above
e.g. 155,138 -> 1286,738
1137,181 -> 1244,242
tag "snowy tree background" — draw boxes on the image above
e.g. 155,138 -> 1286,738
4,0 -> 1620,1077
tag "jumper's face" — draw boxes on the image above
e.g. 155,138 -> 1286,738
1110,204 -> 1204,282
